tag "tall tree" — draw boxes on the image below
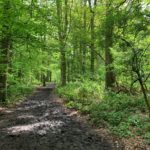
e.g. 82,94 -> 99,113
82,0 -> 87,75
56,0 -> 68,86
105,1 -> 116,89
88,0 -> 97,79
0,0 -> 12,103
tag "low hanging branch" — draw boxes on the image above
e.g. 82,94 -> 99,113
120,37 -> 150,117
94,49 -> 105,62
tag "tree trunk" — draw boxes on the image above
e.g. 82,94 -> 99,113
42,74 -> 46,87
67,60 -> 70,82
90,13 -> 95,79
105,2 -> 116,89
60,44 -> 67,86
0,0 -> 11,103
137,72 -> 150,117
82,0 -> 87,75
88,0 -> 97,79
56,0 -> 68,86
46,70 -> 52,82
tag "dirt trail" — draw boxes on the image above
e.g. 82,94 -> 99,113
0,84 -> 124,150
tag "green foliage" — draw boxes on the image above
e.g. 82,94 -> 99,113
57,82 -> 80,100
0,0 -> 149,145
58,80 -> 103,101
144,132 -> 150,144
58,82 -> 150,142
110,122 -> 133,137
0,0 -> 56,102
7,84 -> 35,105
128,115 -> 142,127
57,80 -> 103,113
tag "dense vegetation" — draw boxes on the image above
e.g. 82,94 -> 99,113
0,0 -> 150,143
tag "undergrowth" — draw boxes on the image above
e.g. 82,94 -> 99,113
57,81 -> 150,144
6,82 -> 39,106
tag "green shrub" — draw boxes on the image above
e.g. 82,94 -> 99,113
110,122 -> 133,137
107,111 -> 125,126
57,82 -> 79,100
57,81 -> 149,142
128,115 -> 142,127
144,132 -> 150,144
66,101 -> 83,110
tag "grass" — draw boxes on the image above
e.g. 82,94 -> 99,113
57,81 -> 150,144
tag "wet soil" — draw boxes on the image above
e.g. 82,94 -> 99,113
0,84 -> 124,150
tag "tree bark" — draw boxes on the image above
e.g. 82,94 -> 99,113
137,72 -> 150,117
82,0 -> 87,75
90,13 -> 95,78
105,2 -> 116,89
60,44 -> 67,86
56,0 -> 68,86
0,0 -> 11,103
88,0 -> 97,79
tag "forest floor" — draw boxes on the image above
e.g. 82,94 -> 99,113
0,84 -> 148,150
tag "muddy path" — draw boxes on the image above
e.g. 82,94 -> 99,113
0,84 -> 124,150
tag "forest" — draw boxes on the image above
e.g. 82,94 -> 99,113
0,0 -> 150,149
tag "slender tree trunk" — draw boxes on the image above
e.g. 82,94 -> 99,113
0,0 -> 11,103
42,74 -> 46,87
50,71 -> 52,82
88,0 -> 97,79
136,71 -> 150,117
90,13 -> 95,78
67,60 -> 70,82
0,37 -> 10,103
46,70 -> 52,82
105,2 -> 116,89
56,0 -> 68,86
79,42 -> 83,75
60,44 -> 67,86
79,0 -> 87,75
82,0 -> 87,75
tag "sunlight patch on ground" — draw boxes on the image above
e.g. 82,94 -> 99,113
7,120 -> 65,135
16,101 -> 51,111
17,114 -> 35,119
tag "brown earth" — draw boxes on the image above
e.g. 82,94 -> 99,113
0,84 -> 133,150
